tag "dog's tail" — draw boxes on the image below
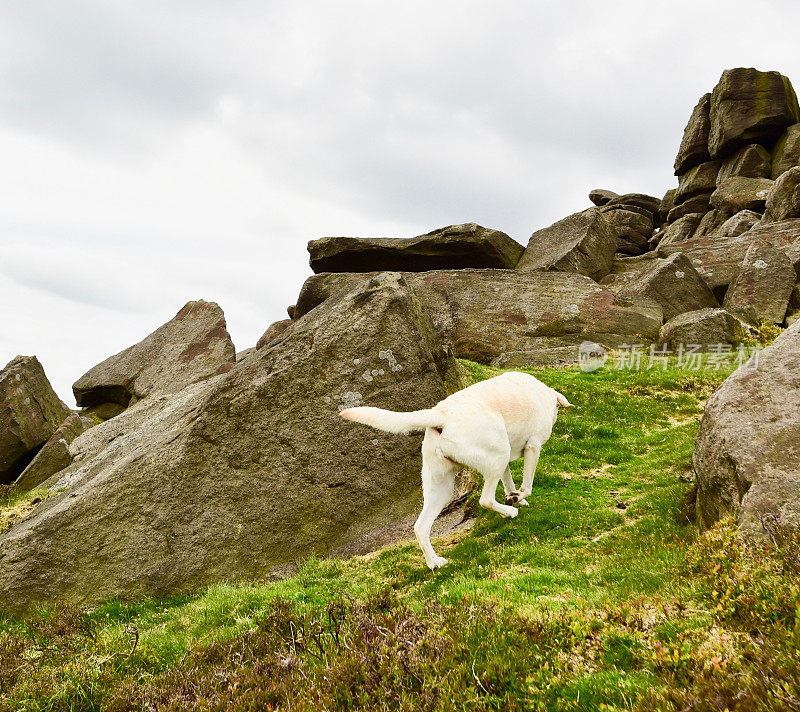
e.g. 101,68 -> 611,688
554,390 -> 574,408
339,406 -> 444,434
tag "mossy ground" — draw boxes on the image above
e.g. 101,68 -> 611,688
1,360 -> 798,711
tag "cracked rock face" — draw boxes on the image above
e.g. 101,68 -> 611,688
307,223 -> 524,273
0,356 -> 71,484
516,208 -> 618,279
0,274 -> 464,613
72,300 -> 236,409
694,319 -> 800,534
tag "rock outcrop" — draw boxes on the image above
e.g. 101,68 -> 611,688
708,68 -> 799,159
710,176 -> 773,213
0,274 -> 464,613
771,123 -> 800,178
722,242 -> 795,323
763,166 -> 800,222
0,356 -> 71,485
308,224 -> 524,273
657,218 -> 800,291
658,308 -> 752,349
72,300 -> 236,409
516,208 -> 617,278
674,93 -> 711,175
694,319 -> 800,533
293,269 -> 661,364
12,413 -> 94,492
601,252 -> 719,322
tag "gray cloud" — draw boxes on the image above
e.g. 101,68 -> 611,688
2,0 -> 800,401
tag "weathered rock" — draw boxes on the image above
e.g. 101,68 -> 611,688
771,123 -> 800,178
82,402 -> 126,421
308,223 -> 524,273
693,209 -> 733,238
658,189 -> 678,226
723,242 -> 795,323
607,252 -> 719,322
708,68 -> 800,159
694,319 -> 800,534
0,273 -> 465,612
668,193 -> 712,224
589,188 -> 618,206
599,206 -> 654,256
787,285 -> 800,326
73,300 -> 236,409
676,160 -> 722,203
287,305 -> 297,319
658,308 -> 752,349
605,193 -> 661,217
763,166 -> 800,222
293,269 -> 662,363
256,319 -> 293,350
716,144 -> 771,184
710,177 -> 774,213
12,414 -> 93,492
658,219 -> 800,290
0,356 -> 71,485
674,93 -> 711,175
235,348 -> 255,362
714,210 -> 761,237
657,213 -> 704,247
516,208 -> 617,279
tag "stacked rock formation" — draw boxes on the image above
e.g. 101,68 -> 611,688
2,67 -> 800,612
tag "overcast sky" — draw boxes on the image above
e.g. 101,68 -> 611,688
3,0 -> 800,404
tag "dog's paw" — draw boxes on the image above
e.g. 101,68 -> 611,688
428,556 -> 448,570
504,491 -> 522,506
500,505 -> 518,519
518,498 -> 529,507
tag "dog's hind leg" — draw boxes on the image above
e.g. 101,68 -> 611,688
414,434 -> 457,570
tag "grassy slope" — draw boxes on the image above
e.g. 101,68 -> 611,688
1,360 -> 798,711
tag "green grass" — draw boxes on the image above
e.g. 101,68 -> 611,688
1,360 -> 798,711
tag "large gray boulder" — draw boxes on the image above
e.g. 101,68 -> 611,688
710,176 -> 774,213
12,413 -> 93,492
602,252 -> 719,322
516,208 -> 617,279
716,144 -> 771,184
599,205 -> 654,256
675,160 -> 721,203
694,319 -> 800,534
708,68 -> 800,159
667,193 -> 712,224
714,210 -> 761,238
308,223 -> 524,273
658,308 -> 752,350
658,218 -> 800,290
771,123 -> 800,178
763,166 -> 800,222
589,188 -> 618,206
0,356 -> 71,485
723,242 -> 795,323
674,93 -> 712,175
657,213 -> 704,247
693,208 -> 734,238
0,274 -> 464,613
73,300 -> 236,408
293,269 -> 662,364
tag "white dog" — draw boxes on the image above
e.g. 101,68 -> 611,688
340,371 -> 573,569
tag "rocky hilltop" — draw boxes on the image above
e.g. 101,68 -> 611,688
1,67 -> 799,612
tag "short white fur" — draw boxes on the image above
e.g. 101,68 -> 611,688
340,371 -> 573,569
